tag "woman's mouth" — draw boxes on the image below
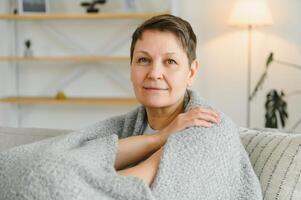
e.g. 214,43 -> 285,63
143,87 -> 168,91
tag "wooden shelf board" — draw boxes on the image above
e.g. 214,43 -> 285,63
0,97 -> 138,105
0,56 -> 129,62
0,12 -> 169,20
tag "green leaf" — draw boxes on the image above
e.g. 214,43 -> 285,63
266,52 -> 274,68
265,89 -> 289,128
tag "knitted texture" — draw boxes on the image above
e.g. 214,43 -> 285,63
0,90 -> 262,200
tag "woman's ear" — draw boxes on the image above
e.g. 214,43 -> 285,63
187,59 -> 199,87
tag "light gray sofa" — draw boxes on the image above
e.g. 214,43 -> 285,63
0,126 -> 300,200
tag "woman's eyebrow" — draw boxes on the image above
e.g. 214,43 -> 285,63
165,52 -> 177,56
135,51 -> 179,57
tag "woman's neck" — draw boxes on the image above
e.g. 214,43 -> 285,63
145,96 -> 185,130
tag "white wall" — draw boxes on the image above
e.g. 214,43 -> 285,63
180,0 -> 301,132
0,0 -> 300,132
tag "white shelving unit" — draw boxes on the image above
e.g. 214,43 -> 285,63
0,0 -> 178,127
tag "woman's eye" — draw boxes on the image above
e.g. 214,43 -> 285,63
137,57 -> 150,64
166,59 -> 177,65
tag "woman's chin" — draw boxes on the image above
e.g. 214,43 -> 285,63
138,98 -> 170,108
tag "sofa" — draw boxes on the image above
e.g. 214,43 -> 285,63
0,126 -> 300,200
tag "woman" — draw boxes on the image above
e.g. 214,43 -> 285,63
0,14 -> 262,200
114,14 -> 220,186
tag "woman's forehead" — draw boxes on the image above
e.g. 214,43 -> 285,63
134,30 -> 185,56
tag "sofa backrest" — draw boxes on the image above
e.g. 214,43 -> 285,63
0,127 -> 72,152
240,127 -> 301,200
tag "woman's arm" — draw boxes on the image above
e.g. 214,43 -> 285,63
114,107 -> 220,170
114,134 -> 163,170
117,147 -> 163,186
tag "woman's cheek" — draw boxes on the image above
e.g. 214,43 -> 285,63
131,70 -> 142,85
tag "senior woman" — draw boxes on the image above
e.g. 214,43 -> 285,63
114,14 -> 220,186
0,14 -> 262,200
111,15 -> 262,200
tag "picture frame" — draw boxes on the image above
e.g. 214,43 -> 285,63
18,0 -> 49,14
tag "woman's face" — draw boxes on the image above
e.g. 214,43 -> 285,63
131,30 -> 198,108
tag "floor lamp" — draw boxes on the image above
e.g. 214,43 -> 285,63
228,0 -> 273,127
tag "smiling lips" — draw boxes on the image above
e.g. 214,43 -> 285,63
143,86 -> 168,91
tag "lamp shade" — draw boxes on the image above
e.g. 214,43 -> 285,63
229,0 -> 273,26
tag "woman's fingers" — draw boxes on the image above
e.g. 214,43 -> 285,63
158,107 -> 222,141
197,112 -> 220,123
196,107 -> 220,119
189,107 -> 219,118
186,107 -> 220,124
185,118 -> 213,128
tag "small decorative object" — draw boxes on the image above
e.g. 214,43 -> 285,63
9,0 -> 18,14
18,0 -> 49,14
24,39 -> 33,57
55,91 -> 67,100
80,0 -> 106,13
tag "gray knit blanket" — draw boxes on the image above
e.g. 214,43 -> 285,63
0,90 -> 262,200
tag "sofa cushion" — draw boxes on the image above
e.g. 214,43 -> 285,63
240,127 -> 301,200
0,127 -> 72,152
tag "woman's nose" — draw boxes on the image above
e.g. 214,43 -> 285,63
147,63 -> 164,79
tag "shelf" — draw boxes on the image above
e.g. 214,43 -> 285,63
0,12 -> 168,20
0,97 -> 138,105
0,56 -> 129,62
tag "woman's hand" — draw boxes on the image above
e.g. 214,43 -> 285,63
155,107 -> 221,146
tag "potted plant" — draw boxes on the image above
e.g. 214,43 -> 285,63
251,52 -> 301,130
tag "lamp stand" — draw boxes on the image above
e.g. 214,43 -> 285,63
247,25 -> 252,128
